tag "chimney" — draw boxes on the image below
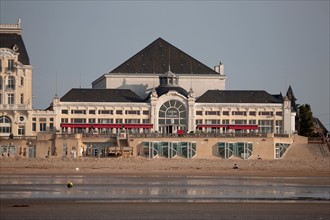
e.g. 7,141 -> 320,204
214,61 -> 224,75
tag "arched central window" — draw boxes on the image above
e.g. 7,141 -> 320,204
158,100 -> 186,133
0,116 -> 12,136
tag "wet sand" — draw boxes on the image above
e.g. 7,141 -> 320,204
2,200 -> 330,220
1,157 -> 329,219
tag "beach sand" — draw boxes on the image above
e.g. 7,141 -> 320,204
1,157 -> 330,220
1,156 -> 329,179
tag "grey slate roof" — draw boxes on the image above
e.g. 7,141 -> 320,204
110,38 -> 219,75
0,33 -> 30,65
155,86 -> 189,98
60,88 -> 144,102
196,90 -> 283,104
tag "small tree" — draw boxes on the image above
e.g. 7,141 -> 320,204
298,104 -> 314,136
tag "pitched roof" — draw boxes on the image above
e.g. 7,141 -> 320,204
110,37 -> 218,75
196,90 -> 283,104
155,86 -> 189,98
60,89 -> 144,103
0,33 -> 30,65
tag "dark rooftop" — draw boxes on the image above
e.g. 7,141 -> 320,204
0,33 -> 30,65
60,88 -> 144,103
196,90 -> 283,104
155,86 -> 189,98
110,37 -> 219,75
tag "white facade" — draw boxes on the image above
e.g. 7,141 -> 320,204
93,72 -> 226,100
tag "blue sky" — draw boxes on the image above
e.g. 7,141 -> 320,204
1,1 -> 329,130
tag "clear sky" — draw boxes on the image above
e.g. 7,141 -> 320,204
1,1 -> 329,130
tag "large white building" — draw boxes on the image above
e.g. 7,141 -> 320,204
1,21 -> 296,139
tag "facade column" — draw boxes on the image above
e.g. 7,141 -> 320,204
187,88 -> 196,133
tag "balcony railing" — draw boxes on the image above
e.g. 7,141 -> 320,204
6,85 -> 15,90
5,67 -> 16,72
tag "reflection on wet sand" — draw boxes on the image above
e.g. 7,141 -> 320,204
1,175 -> 329,202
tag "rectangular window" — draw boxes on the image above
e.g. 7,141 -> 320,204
116,110 -> 123,115
32,123 -> 36,132
232,111 -> 247,116
259,111 -> 273,116
0,93 -> 2,104
39,123 -> 46,132
196,111 -> 203,116
7,60 -> 14,71
18,126 -> 25,135
143,110 -> 149,115
89,118 -> 96,123
49,123 -> 54,131
116,119 -> 123,124
205,111 -> 220,116
125,110 -> 140,115
20,77 -> 24,86
222,111 -> 229,116
249,120 -> 256,125
98,110 -> 113,114
232,120 -> 247,125
258,120 -> 273,134
196,119 -> 203,125
222,119 -> 229,125
249,111 -> 256,116
142,119 -> 150,124
7,76 -> 15,90
72,118 -> 86,123
20,93 -> 24,104
71,110 -> 86,114
8,93 -> 14,104
61,109 -> 68,114
275,120 -> 282,134
98,118 -> 113,123
205,120 -> 220,124
50,118 -> 54,122
125,119 -> 140,124
61,118 -> 68,123
89,110 -> 96,114
276,111 -> 282,116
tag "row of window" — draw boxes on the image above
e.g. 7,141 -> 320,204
0,93 -> 24,105
197,110 -> 282,116
61,118 -> 150,124
62,109 -> 150,115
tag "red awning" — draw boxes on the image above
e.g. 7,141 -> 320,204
228,125 -> 259,130
124,124 -> 153,129
196,124 -> 228,128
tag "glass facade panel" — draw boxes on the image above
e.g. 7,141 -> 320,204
218,142 -> 253,159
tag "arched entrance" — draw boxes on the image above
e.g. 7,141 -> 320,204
158,100 -> 187,134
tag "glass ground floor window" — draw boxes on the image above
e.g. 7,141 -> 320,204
275,143 -> 290,159
86,142 -> 116,157
217,142 -> 253,159
141,141 -> 196,159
